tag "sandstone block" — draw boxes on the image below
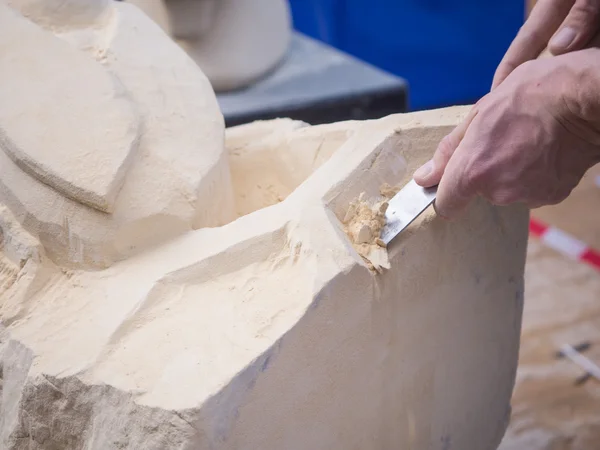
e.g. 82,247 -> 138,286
0,106 -> 528,450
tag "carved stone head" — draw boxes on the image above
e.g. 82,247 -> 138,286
0,1 -> 234,269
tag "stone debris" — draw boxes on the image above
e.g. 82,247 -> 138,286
343,190 -> 396,272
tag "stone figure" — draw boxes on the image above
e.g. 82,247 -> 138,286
127,0 -> 292,91
0,2 -> 528,449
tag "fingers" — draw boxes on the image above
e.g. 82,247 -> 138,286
413,106 -> 479,188
492,0 -> 574,89
433,142 -> 475,220
549,0 -> 600,54
428,106 -> 486,219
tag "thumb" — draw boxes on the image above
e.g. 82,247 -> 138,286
549,0 -> 600,54
433,143 -> 476,220
433,117 -> 484,219
413,105 -> 478,188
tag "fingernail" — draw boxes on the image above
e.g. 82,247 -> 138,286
550,27 -> 576,50
414,160 -> 434,180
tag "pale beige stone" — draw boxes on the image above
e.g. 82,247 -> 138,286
128,0 -> 292,91
6,0 -> 112,30
0,4 -> 140,213
0,106 -> 529,449
0,3 -> 528,449
0,0 -> 234,269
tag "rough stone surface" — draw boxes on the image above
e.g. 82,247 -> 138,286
0,1 -> 234,269
0,2 -> 528,449
0,106 -> 529,449
0,4 -> 140,213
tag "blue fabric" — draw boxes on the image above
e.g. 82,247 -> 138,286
288,0 -> 524,110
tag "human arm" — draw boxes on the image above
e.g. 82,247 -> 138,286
413,48 -> 600,218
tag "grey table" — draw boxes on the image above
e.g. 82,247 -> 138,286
217,33 -> 408,127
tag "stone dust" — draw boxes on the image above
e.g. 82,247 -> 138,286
379,183 -> 401,199
342,184 -> 401,272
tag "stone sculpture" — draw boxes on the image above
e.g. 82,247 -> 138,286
127,0 -> 292,91
0,1 -> 528,449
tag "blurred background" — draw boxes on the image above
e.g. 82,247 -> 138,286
212,0 -> 530,126
129,0 -> 537,123
287,0 -> 524,110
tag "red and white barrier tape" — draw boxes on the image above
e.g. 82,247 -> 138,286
529,218 -> 600,271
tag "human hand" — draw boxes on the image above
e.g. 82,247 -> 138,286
413,49 -> 600,219
493,0 -> 600,89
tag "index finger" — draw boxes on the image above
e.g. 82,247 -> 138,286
492,0 -> 574,89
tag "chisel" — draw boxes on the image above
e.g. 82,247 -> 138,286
379,179 -> 437,245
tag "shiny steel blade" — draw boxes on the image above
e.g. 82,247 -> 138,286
380,180 -> 437,245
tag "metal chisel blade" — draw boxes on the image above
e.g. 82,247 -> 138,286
379,179 -> 437,245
